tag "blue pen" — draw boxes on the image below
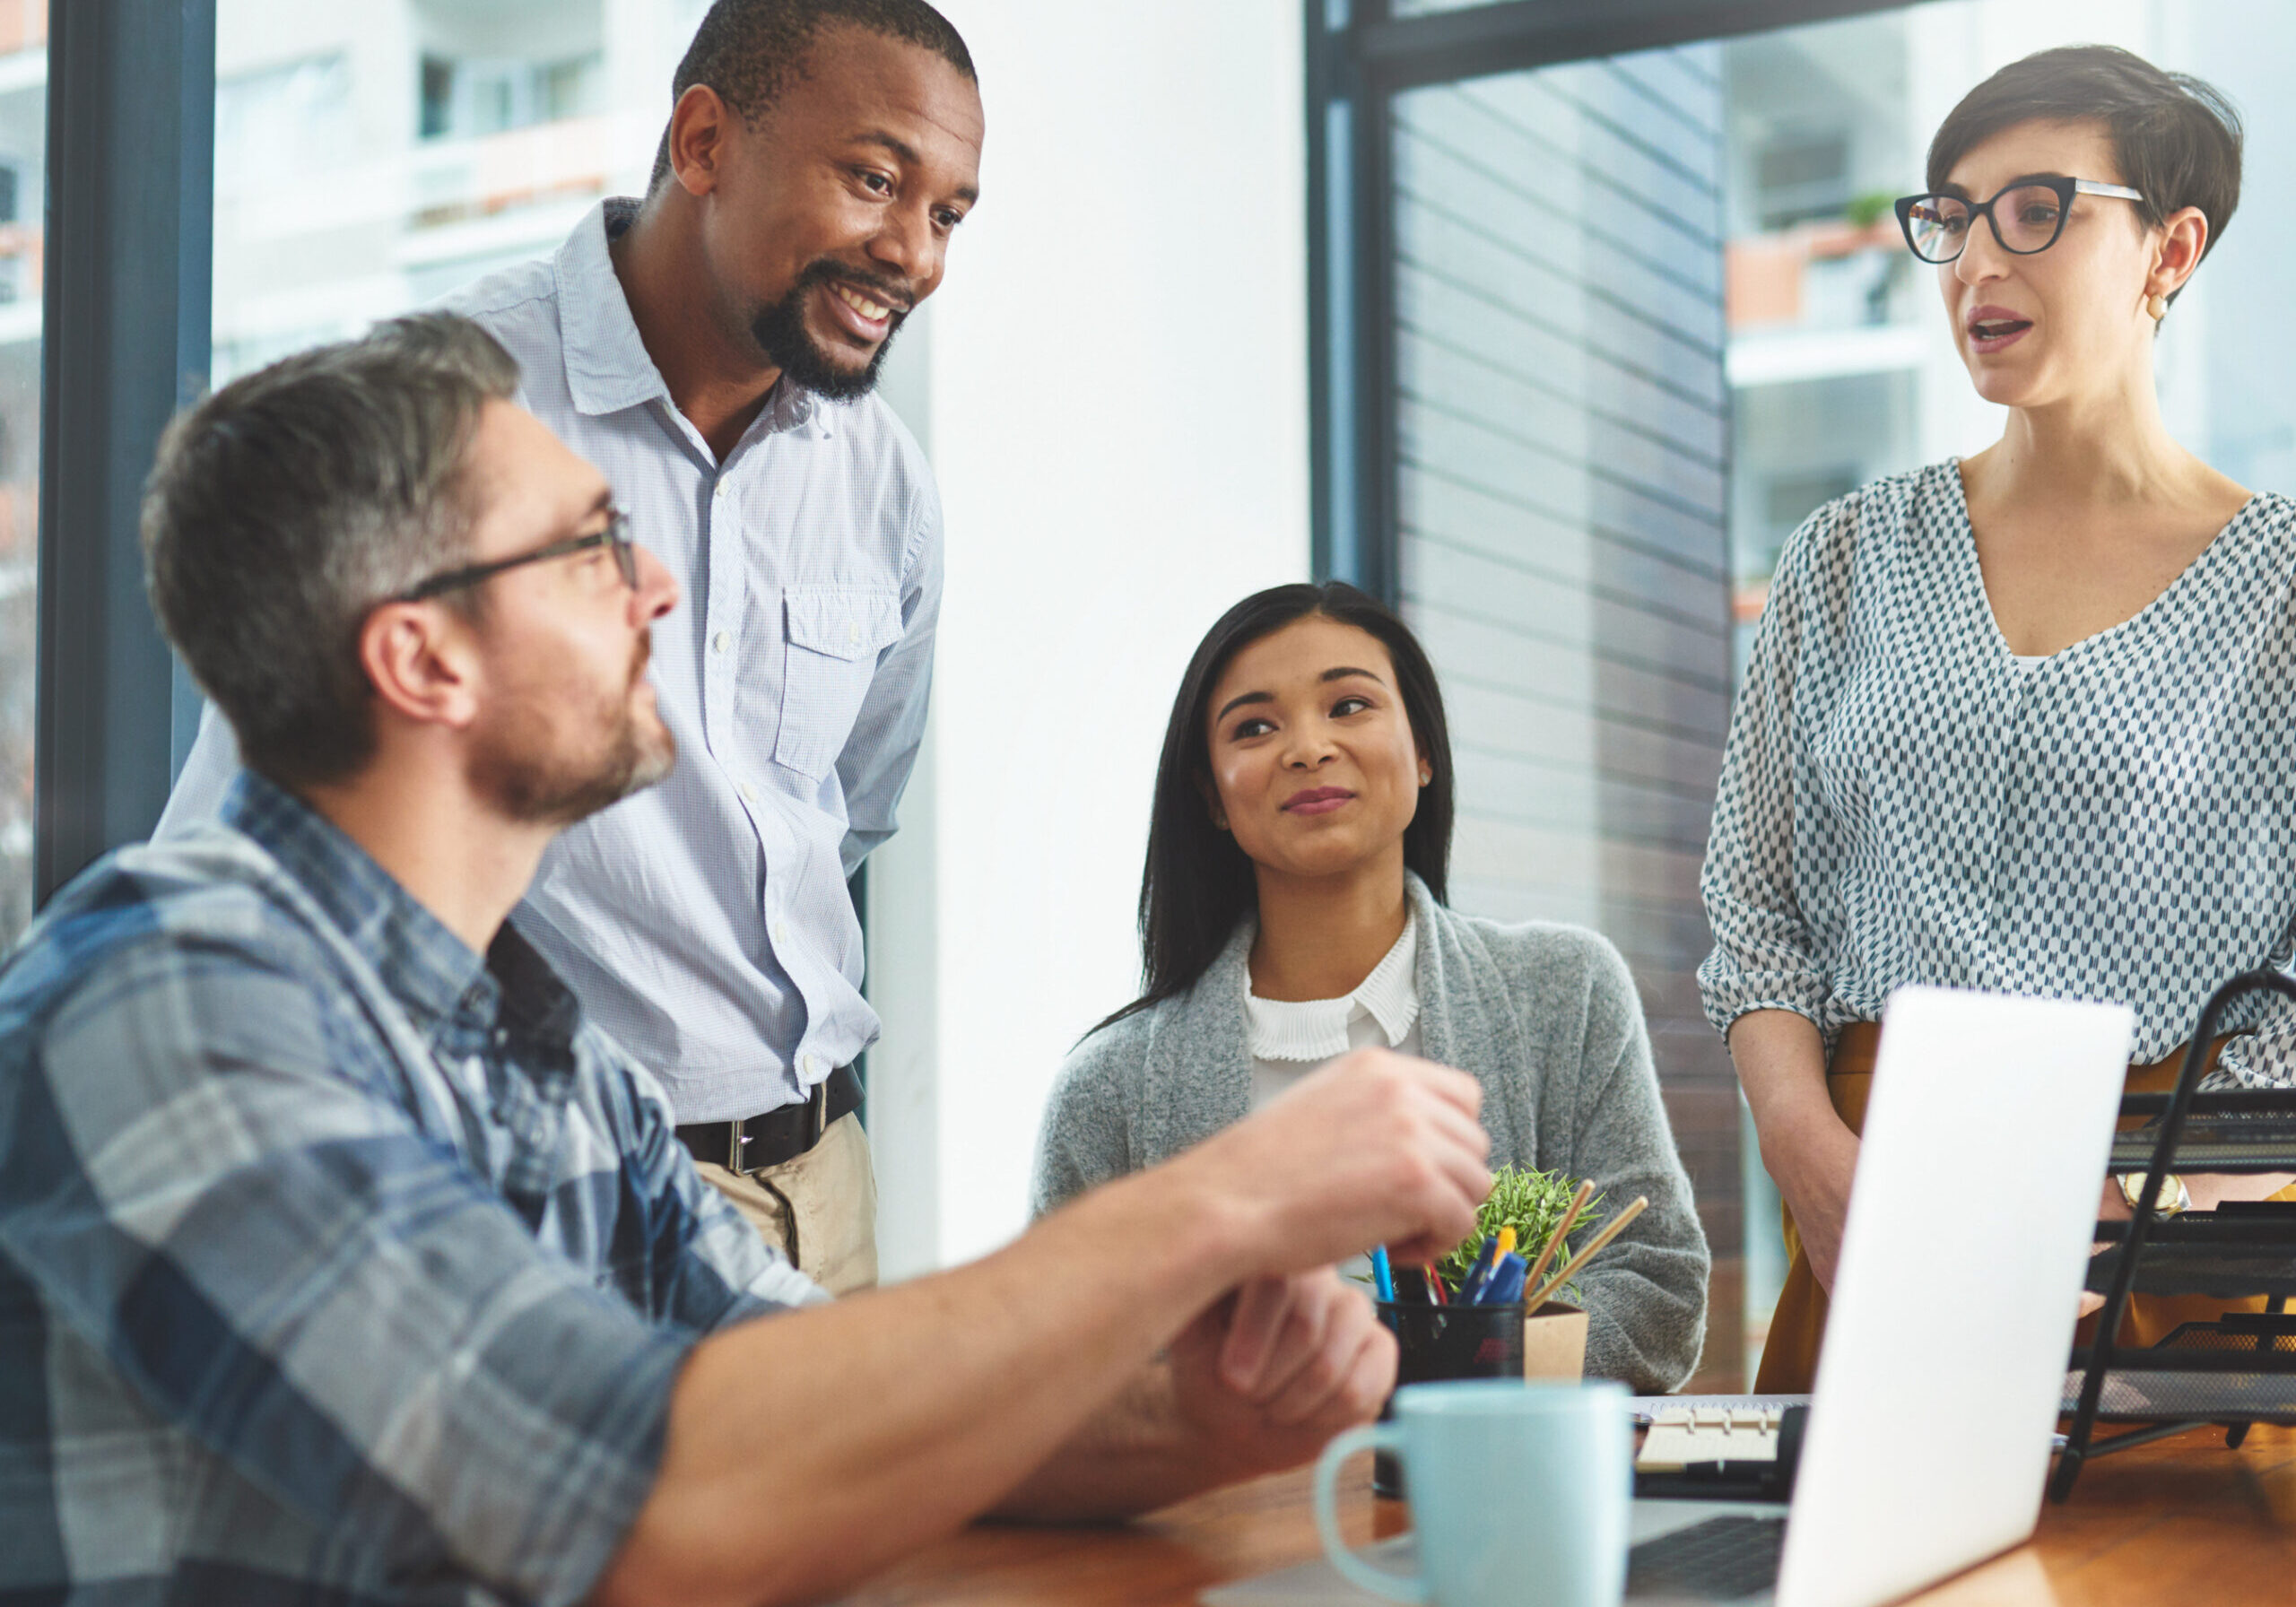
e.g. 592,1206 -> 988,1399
1371,1245 -> 1396,1302
1457,1234 -> 1501,1304
1482,1252 -> 1529,1307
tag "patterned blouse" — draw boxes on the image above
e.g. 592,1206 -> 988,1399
1699,460 -> 2296,1088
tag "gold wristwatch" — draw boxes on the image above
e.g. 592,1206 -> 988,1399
2119,1171 -> 2190,1217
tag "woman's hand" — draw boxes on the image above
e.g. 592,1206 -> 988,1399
1768,1116 -> 1861,1293
1729,1010 -> 1861,1293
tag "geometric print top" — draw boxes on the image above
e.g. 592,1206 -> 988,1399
1700,460 -> 2296,1089
0,773 -> 822,1606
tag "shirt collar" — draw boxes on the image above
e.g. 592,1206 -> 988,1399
219,771 -> 578,1052
555,196 -> 835,442
1245,911 -> 1421,1063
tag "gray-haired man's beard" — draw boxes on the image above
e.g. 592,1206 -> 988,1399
750,263 -> 909,401
471,642 -> 676,827
480,718 -> 675,828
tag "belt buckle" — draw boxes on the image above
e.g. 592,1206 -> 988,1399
726,1118 -> 750,1175
809,1074 -> 829,1145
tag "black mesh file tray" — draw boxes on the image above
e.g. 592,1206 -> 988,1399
2111,1094 -> 2296,1173
2065,1316 -> 2296,1426
2083,1205 -> 2296,1300
2055,971 -> 2296,1503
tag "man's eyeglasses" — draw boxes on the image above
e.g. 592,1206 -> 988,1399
1894,177 -> 2145,265
397,510 -> 639,603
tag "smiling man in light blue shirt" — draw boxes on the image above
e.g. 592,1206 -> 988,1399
161,0 -> 980,1291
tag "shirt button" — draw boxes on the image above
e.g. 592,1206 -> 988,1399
713,481 -> 728,499
739,781 -> 758,804
801,1054 -> 818,1078
847,624 -> 861,645
711,630 -> 729,655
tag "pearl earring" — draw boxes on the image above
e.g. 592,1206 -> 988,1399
2147,293 -> 2169,321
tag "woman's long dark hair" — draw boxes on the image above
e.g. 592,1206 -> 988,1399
1096,581 -> 1454,1032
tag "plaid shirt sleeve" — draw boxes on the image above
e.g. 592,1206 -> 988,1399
0,926 -> 695,1607
583,1020 -> 831,1325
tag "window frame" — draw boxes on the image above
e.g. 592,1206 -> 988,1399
1303,0 -> 1900,600
35,0 -> 216,903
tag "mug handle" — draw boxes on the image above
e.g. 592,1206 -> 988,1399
1312,1423 -> 1428,1605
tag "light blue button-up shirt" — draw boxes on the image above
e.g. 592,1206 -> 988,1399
161,198 -> 942,1124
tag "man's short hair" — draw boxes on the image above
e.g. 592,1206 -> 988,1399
142,314 -> 520,788
649,0 -> 975,190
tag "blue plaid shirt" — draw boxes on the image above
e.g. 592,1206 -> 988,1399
0,775 -> 823,1605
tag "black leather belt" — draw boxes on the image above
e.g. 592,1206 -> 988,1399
677,1064 -> 862,1176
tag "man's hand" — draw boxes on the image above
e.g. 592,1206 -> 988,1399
1178,1047 -> 1491,1273
1168,1270 -> 1396,1481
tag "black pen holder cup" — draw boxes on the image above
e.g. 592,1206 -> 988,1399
1370,1299 -> 1526,1498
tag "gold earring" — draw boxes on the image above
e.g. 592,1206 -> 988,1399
2147,292 -> 2169,321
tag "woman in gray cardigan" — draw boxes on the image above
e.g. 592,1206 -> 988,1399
1032,583 -> 1709,1393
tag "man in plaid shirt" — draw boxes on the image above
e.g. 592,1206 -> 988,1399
0,317 -> 1492,1605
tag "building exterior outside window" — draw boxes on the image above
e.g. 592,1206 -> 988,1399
0,0 -> 43,945
212,0 -> 709,387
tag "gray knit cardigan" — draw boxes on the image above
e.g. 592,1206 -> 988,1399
1030,874 -> 1711,1392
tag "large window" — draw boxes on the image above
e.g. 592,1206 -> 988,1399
1316,0 -> 2296,1383
212,0 -> 709,385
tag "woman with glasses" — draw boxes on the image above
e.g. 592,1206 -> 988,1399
1705,44 -> 2296,1392
1032,583 -> 1711,1393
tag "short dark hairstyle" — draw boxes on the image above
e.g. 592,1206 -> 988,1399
1926,44 -> 2242,308
650,0 -> 975,190
143,315 -> 519,788
1097,582 -> 1455,1034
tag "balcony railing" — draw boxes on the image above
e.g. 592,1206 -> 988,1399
1726,218 -> 1907,334
0,0 -> 44,56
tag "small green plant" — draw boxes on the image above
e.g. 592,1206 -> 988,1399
1845,189 -> 1895,230
1434,1164 -> 1603,1299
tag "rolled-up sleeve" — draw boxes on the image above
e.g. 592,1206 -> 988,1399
1697,502 -> 1846,1039
0,935 -> 688,1607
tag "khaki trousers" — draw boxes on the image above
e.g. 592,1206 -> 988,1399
694,1109 -> 879,1295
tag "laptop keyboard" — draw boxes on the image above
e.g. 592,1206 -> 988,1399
1627,1515 -> 1787,1601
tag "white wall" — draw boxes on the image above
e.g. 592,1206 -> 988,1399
868,0 -> 1312,1273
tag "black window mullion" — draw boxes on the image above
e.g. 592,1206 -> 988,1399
36,0 -> 217,903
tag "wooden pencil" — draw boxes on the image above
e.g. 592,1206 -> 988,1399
1518,1179 -> 1596,1314
1526,1194 -> 1648,1311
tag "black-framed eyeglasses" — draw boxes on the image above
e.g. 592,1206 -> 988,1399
1894,177 -> 2145,265
396,509 -> 639,603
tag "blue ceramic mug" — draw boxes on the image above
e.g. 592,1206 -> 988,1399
1312,1379 -> 1632,1607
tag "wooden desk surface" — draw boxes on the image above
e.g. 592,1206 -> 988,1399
842,1423 -> 2296,1605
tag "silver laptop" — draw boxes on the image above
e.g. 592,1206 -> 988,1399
1206,985 -> 2132,1607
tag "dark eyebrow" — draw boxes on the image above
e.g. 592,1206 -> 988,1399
1214,666 -> 1387,726
1941,172 -> 2072,201
855,130 -> 980,204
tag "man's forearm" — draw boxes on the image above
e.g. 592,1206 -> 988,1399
591,1162 -> 1253,1607
990,1361 -> 1248,1524
590,1046 -> 1488,1607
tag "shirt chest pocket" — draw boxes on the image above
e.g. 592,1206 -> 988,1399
775,586 -> 904,778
